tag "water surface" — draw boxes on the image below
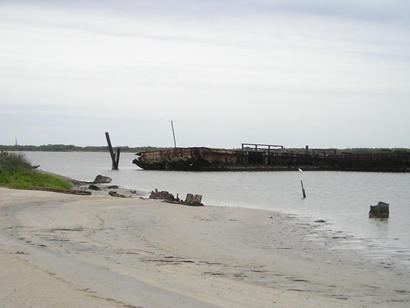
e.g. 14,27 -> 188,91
23,151 -> 410,268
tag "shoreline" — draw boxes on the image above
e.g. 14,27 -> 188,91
1,187 -> 410,307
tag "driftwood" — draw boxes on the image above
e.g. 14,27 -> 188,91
109,191 -> 130,198
107,185 -> 119,189
369,201 -> 389,218
88,184 -> 101,191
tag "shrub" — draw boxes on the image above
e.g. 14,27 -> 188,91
0,151 -> 31,171
0,151 -> 72,190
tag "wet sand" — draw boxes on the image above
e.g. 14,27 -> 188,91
1,187 -> 409,307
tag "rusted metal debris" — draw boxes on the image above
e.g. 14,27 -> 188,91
149,189 -> 204,206
132,146 -> 410,172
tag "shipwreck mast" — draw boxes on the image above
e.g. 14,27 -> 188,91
171,120 -> 177,148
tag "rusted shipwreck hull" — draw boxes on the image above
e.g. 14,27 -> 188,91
132,147 -> 410,172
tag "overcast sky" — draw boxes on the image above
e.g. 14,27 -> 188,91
1,0 -> 409,148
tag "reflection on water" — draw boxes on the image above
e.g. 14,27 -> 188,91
369,218 -> 390,238
23,151 -> 410,268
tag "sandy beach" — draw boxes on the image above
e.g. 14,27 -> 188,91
0,187 -> 409,307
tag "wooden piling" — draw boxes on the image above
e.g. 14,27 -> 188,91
301,180 -> 306,199
115,147 -> 121,169
105,132 -> 119,170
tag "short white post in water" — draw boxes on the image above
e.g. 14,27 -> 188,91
299,168 -> 307,199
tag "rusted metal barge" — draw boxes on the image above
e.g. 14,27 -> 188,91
132,143 -> 410,172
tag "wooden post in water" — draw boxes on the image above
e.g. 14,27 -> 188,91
298,168 -> 306,199
301,180 -> 306,199
105,132 -> 119,170
115,147 -> 121,169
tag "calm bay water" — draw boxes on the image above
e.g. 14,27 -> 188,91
24,151 -> 410,267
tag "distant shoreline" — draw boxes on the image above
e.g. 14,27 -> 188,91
0,145 -> 166,153
1,144 -> 409,153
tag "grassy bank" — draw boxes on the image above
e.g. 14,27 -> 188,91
0,152 -> 72,190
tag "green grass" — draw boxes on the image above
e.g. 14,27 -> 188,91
0,152 -> 72,191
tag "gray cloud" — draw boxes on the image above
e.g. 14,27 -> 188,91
0,1 -> 409,147
2,0 -> 410,22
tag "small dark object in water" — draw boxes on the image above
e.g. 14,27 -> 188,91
369,201 -> 389,219
314,219 -> 326,223
31,165 -> 40,169
93,175 -> 112,184
88,184 -> 101,191
109,191 -> 130,198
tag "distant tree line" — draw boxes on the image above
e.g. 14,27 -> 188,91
238,147 -> 410,154
0,144 -> 167,153
0,144 -> 408,154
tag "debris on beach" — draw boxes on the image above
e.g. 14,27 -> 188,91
184,193 -> 203,206
369,201 -> 389,218
88,184 -> 101,191
93,175 -> 112,184
74,178 -> 138,198
149,189 -> 204,206
149,189 -> 177,202
107,185 -> 119,189
108,191 -> 131,198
